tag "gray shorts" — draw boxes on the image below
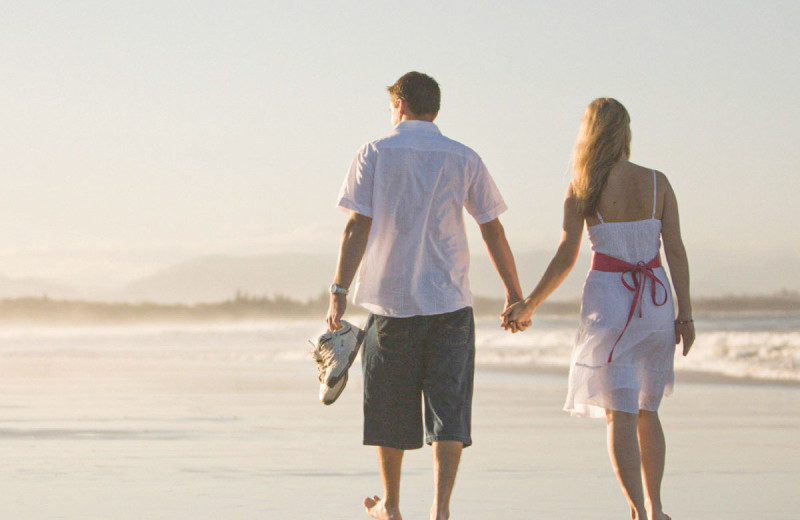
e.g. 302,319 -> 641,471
361,306 -> 475,450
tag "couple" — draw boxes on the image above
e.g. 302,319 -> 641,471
325,71 -> 694,520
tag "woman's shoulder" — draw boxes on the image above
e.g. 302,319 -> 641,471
625,164 -> 678,218
620,162 -> 671,188
619,160 -> 657,175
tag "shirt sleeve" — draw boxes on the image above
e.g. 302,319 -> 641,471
336,143 -> 375,217
464,157 -> 507,224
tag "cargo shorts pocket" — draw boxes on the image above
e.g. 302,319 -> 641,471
375,316 -> 411,353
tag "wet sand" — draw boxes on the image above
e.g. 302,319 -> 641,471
0,349 -> 798,519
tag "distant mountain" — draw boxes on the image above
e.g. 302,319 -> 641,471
473,251 -> 590,301
115,248 -> 800,304
113,251 -> 590,304
0,274 -> 80,299
688,251 -> 800,296
2,248 -> 797,304
117,253 -> 338,303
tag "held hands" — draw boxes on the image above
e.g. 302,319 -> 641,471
326,293 -> 346,331
501,297 -> 533,333
675,319 -> 695,356
327,291 -> 537,334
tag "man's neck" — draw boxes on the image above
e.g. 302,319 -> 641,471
400,114 -> 436,123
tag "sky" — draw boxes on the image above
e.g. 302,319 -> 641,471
1,1 -> 799,292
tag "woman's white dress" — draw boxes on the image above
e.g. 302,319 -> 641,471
564,174 -> 676,418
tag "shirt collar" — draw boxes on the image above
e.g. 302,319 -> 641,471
394,120 -> 441,134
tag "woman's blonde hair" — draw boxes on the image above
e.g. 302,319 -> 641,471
571,98 -> 631,217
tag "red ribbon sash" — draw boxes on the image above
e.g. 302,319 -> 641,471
591,252 -> 669,362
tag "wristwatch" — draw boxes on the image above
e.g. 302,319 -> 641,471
329,283 -> 349,296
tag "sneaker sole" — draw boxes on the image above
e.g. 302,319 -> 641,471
321,371 -> 348,405
326,328 -> 365,388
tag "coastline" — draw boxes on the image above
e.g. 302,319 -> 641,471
0,293 -> 797,325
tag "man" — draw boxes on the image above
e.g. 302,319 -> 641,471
326,71 -> 526,520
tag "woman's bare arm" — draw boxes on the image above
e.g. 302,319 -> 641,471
502,184 -> 584,326
660,174 -> 695,354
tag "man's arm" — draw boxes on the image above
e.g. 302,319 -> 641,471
478,217 -> 528,332
326,212 -> 372,331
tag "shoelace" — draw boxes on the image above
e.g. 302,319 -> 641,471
310,340 -> 329,383
318,341 -> 336,364
313,356 -> 325,382
311,336 -> 343,382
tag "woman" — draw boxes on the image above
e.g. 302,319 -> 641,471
502,98 -> 695,520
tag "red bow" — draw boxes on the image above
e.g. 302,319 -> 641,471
591,252 -> 669,362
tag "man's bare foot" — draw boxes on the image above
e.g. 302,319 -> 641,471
364,495 -> 402,520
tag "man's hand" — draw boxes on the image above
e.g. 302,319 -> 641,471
501,297 -> 532,333
326,293 -> 347,331
325,212 -> 371,331
479,218 -> 528,333
501,298 -> 533,333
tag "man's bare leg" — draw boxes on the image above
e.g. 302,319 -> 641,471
606,410 -> 648,520
430,440 -> 463,520
364,446 -> 404,520
638,411 -> 670,520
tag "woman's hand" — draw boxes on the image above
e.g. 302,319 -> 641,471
675,319 -> 695,356
501,299 -> 534,333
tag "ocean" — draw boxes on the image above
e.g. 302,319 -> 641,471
2,311 -> 797,383
0,312 -> 797,520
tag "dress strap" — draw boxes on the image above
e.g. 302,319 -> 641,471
596,211 -> 605,224
651,169 -> 657,219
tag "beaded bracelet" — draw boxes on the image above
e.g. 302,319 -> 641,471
676,319 -> 694,324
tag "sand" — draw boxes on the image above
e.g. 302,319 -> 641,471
0,344 -> 798,519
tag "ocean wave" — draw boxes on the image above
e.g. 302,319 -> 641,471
0,318 -> 796,382
474,326 -> 800,382
678,331 -> 800,381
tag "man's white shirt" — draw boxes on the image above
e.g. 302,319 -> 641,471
337,120 -> 507,317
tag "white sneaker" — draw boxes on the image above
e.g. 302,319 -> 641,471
311,320 -> 364,404
312,320 -> 364,386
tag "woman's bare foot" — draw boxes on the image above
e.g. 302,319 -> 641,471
430,504 -> 450,520
364,495 -> 402,520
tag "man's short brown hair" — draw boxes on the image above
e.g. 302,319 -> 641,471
387,72 -> 440,116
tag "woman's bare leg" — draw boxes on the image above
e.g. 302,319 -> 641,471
606,409 -> 648,520
638,410 -> 669,520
